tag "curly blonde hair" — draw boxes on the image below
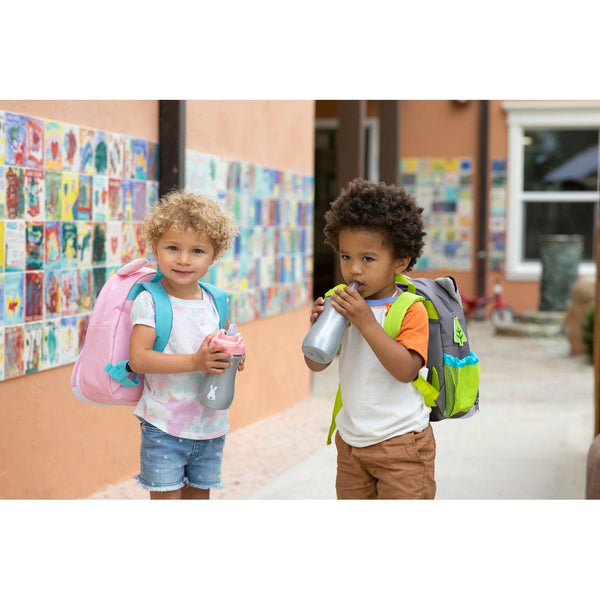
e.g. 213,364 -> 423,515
143,189 -> 239,259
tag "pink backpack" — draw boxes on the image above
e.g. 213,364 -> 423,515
71,258 -> 229,407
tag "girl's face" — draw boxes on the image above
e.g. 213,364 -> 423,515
338,227 -> 409,300
153,227 -> 216,299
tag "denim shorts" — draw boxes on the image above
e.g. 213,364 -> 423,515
136,420 -> 226,492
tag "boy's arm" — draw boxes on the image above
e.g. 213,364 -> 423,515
330,286 -> 424,383
128,324 -> 233,375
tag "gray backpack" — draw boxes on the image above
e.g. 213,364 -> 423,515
393,273 -> 480,422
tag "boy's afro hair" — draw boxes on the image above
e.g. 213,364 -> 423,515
323,178 -> 425,271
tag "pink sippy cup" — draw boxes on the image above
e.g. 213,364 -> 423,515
198,324 -> 245,410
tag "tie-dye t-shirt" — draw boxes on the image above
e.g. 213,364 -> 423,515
130,289 -> 230,440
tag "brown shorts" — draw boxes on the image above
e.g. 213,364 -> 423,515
335,424 -> 436,499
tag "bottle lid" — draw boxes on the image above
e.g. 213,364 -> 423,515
211,326 -> 245,355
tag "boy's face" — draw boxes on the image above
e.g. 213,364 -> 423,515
153,227 -> 216,297
338,228 -> 409,300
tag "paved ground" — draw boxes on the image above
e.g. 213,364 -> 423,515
86,320 -> 596,500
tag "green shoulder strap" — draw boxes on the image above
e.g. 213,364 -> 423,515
326,290 -> 433,445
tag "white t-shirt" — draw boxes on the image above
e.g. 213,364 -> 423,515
130,289 -> 230,440
335,296 -> 431,448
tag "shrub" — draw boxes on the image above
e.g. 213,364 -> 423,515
582,306 -> 595,358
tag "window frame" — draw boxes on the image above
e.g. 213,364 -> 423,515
503,101 -> 600,280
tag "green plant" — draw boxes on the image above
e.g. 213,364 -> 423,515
582,306 -> 595,358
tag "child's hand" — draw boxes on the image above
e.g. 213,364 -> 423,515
237,355 -> 246,372
309,297 -> 325,324
193,334 -> 233,374
331,285 -> 376,331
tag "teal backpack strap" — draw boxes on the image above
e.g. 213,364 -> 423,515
384,291 -> 440,409
199,281 -> 228,329
140,281 -> 173,353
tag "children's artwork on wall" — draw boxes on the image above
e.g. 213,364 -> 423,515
0,110 -> 160,381
62,123 -> 80,173
489,158 -> 507,271
25,168 -> 44,219
0,112 -> 5,165
79,128 -> 95,175
186,150 -> 314,324
400,157 -> 474,271
45,121 -> 63,171
26,117 -> 44,169
5,113 -> 26,166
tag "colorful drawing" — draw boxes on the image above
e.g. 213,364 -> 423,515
146,180 -> 158,212
60,172 -> 79,220
25,272 -> 43,322
25,168 -> 44,219
4,271 -> 25,325
61,221 -> 78,268
78,268 -> 92,312
62,123 -> 80,172
77,221 -> 92,266
0,221 -> 4,272
59,315 -> 79,364
44,170 -> 61,220
108,178 -> 123,220
44,270 -> 61,317
5,113 -> 26,166
147,141 -> 159,181
133,181 -> 146,220
105,221 -> 122,265
92,266 -> 107,300
94,130 -> 107,176
92,222 -> 106,264
79,128 -> 95,175
43,319 -> 60,369
4,325 -> 25,378
107,133 -> 123,178
0,165 -> 5,219
60,269 -> 79,316
133,139 -> 148,180
5,166 -> 25,219
74,174 -> 92,220
121,222 -> 138,263
122,136 -> 134,179
45,121 -> 63,171
26,117 -> 44,169
92,175 -> 108,221
0,111 -> 5,165
5,220 -> 26,272
26,221 -> 44,270
24,322 -> 44,373
122,179 -> 134,220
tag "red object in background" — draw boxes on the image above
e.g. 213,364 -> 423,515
460,279 -> 515,326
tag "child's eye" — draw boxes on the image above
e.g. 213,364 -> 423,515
166,245 -> 178,252
340,254 -> 350,261
363,256 -> 374,263
193,248 -> 205,255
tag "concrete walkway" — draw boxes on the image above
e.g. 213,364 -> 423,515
87,320 -> 595,500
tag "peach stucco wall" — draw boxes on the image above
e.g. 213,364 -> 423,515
0,100 -> 315,498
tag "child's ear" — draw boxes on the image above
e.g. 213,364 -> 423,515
394,257 -> 411,274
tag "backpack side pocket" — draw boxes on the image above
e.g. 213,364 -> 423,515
442,351 -> 481,417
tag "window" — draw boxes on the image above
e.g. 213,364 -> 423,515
504,102 -> 600,279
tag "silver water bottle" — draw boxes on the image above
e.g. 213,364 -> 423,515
198,324 -> 245,410
301,282 -> 358,364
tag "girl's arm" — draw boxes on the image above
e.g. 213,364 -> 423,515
330,286 -> 423,383
128,324 -> 233,375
